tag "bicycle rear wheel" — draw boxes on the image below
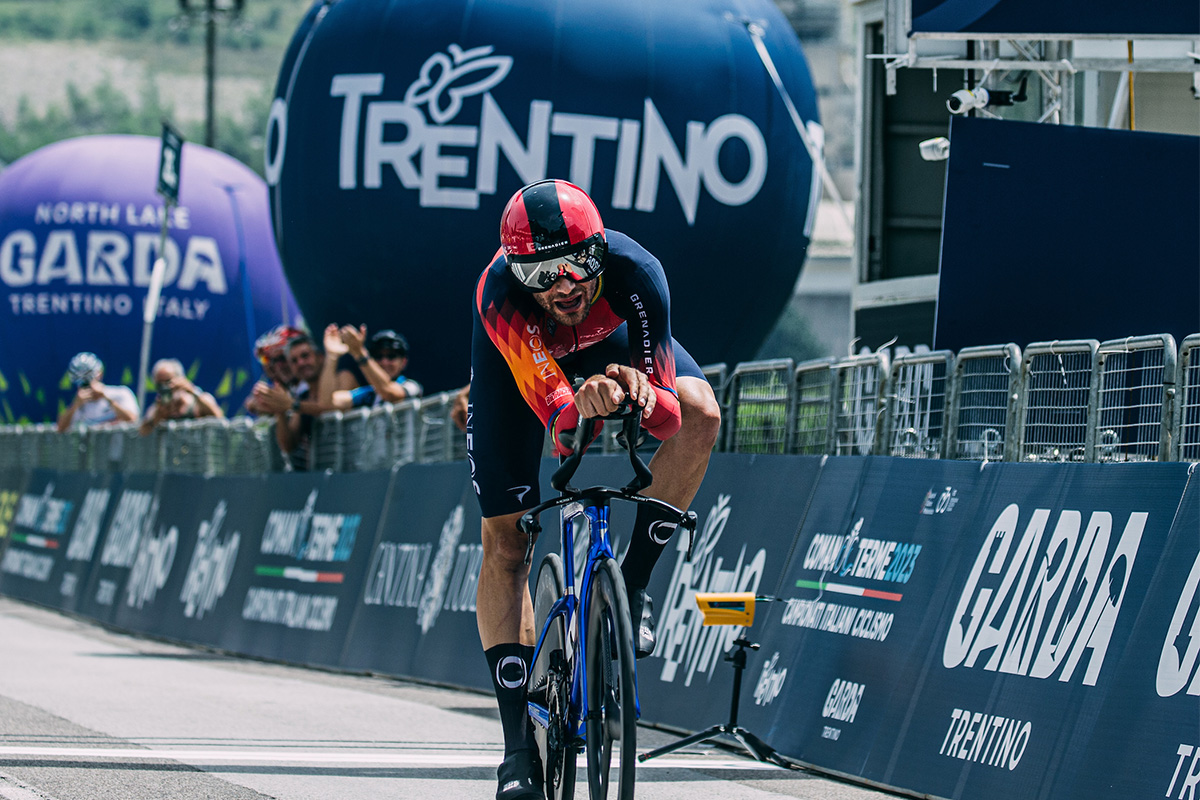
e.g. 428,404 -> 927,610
532,553 -> 576,800
584,557 -> 637,800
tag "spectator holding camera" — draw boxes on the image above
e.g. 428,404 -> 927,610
139,358 -> 223,435
318,324 -> 423,410
56,352 -> 140,432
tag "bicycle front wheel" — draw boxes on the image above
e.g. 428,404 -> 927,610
584,557 -> 637,800
532,552 -> 576,800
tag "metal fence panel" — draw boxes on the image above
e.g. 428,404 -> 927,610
833,353 -> 890,456
1018,340 -> 1100,462
725,359 -> 796,454
416,394 -> 457,463
887,351 -> 953,459
1094,334 -> 1176,462
947,344 -> 1021,462
790,358 -> 834,455
1174,335 -> 1200,462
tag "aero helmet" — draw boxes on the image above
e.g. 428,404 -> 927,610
67,352 -> 103,386
500,179 -> 607,291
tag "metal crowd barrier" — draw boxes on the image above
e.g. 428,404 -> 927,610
8,331 -> 1200,472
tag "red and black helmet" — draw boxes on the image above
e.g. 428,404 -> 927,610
500,179 -> 607,291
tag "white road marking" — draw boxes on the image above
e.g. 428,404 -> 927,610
0,747 -> 782,771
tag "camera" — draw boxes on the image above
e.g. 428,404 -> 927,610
947,87 -> 990,115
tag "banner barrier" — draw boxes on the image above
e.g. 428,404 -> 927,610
340,462 -> 490,689
0,455 -> 1196,800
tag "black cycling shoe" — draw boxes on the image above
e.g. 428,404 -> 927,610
496,748 -> 545,800
629,589 -> 657,659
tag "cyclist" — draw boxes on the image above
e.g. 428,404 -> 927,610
469,179 -> 721,799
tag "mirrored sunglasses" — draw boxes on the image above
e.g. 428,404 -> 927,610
508,240 -> 605,292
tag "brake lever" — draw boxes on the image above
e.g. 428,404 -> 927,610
682,510 -> 698,562
518,513 -> 540,566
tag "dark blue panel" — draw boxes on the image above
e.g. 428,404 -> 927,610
752,457 -> 995,771
637,454 -> 824,732
217,471 -> 391,667
912,0 -> 1198,35
882,461 -> 1189,799
0,470 -> 122,614
76,473 -> 162,623
340,462 -> 490,690
935,118 -> 1200,353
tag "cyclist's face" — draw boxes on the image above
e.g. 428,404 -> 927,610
534,275 -> 596,327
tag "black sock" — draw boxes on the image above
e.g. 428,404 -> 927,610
620,502 -> 679,594
485,643 -> 536,757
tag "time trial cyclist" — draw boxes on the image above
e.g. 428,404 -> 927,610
469,178 -> 721,800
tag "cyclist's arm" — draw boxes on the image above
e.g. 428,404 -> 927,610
474,261 -> 576,436
608,244 -> 681,440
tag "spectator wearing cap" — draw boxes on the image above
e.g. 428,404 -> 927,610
252,332 -> 327,470
245,325 -> 302,416
56,352 -> 140,432
318,324 -> 423,410
139,358 -> 224,435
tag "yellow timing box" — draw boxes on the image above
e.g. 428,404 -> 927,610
695,592 -> 757,627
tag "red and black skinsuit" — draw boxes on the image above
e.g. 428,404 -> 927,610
468,228 -> 703,517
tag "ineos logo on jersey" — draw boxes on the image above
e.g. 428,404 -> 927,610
497,655 -> 527,689
267,44 -> 782,226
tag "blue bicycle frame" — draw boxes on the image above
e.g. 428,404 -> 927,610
523,409 -> 697,752
527,495 -> 632,740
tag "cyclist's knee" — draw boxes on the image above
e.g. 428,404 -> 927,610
481,513 -> 533,571
678,377 -> 721,448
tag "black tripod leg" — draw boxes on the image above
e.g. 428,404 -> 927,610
637,725 -> 726,762
732,728 -> 797,769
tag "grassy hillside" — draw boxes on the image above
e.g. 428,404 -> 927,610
0,0 -> 312,173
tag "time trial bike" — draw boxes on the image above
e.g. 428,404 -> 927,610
518,404 -> 697,800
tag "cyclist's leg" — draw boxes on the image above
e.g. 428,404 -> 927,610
620,344 -> 720,655
470,318 -> 549,798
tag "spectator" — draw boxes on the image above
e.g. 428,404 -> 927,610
139,359 -> 224,435
253,333 -> 326,470
450,384 -> 470,432
56,352 -> 140,432
318,324 -> 423,410
244,325 -> 302,416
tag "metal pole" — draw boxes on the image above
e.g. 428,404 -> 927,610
136,203 -> 174,414
205,0 -> 216,147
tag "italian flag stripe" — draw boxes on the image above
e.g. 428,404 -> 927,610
13,534 -> 58,549
255,566 -> 344,584
795,579 -> 902,602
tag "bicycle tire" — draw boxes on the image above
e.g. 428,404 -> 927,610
532,553 -> 577,800
584,557 -> 637,800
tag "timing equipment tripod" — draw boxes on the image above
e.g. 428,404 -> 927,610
637,593 -> 794,768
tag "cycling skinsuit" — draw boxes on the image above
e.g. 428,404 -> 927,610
469,229 -> 704,518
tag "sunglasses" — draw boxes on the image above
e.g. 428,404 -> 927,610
374,351 -> 405,361
154,381 -> 174,393
508,239 -> 605,292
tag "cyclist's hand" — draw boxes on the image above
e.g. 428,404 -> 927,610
573,372 -> 625,419
603,364 -> 656,420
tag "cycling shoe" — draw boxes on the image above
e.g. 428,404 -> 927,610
496,748 -> 545,800
629,589 -> 657,659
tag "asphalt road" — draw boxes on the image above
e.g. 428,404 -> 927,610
0,597 -> 908,800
